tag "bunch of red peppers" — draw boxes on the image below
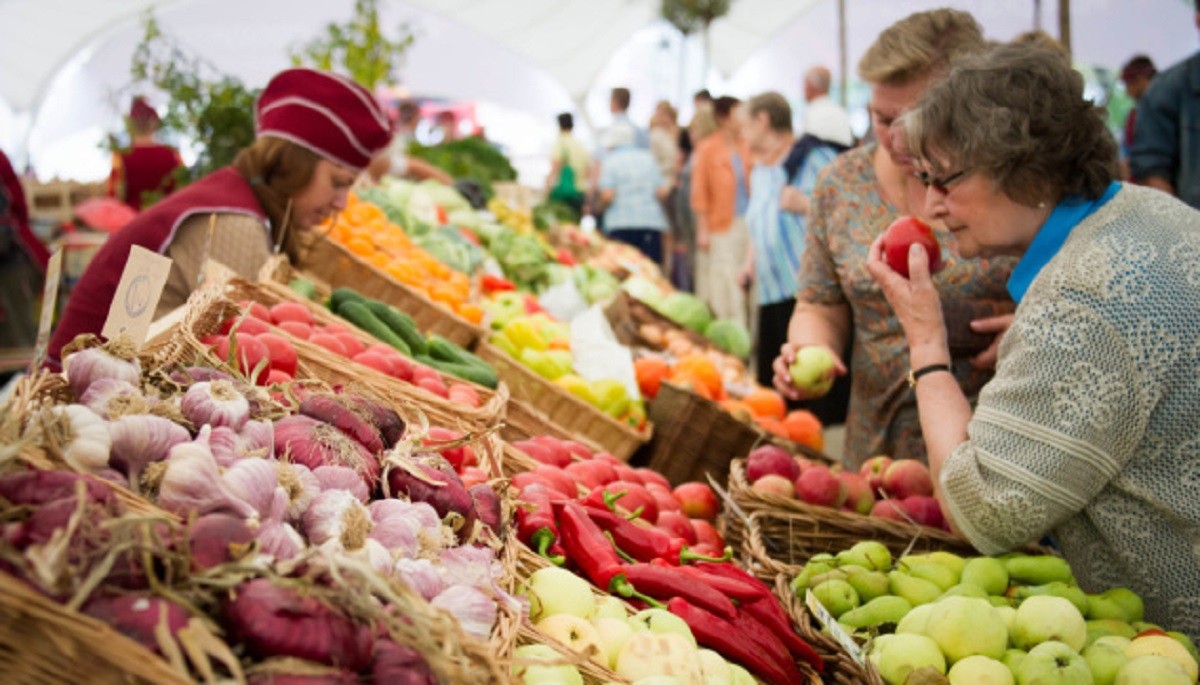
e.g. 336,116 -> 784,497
516,487 -> 823,683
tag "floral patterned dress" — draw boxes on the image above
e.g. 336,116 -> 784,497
797,145 -> 1016,466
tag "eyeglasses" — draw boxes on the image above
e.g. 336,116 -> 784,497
917,168 -> 970,194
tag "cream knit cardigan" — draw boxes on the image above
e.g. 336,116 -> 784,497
940,184 -> 1200,639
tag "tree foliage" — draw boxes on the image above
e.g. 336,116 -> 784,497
660,0 -> 733,35
290,0 -> 416,90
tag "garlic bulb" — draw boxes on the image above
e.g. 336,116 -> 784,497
237,420 -> 274,458
312,466 -> 370,503
181,381 -> 249,431
258,520 -> 305,560
107,414 -> 190,486
367,503 -> 423,558
276,463 -> 319,522
49,404 -> 111,473
222,458 -> 279,517
393,558 -> 443,601
431,585 -> 496,638
207,426 -> 241,468
157,428 -> 257,520
79,379 -> 141,419
302,490 -> 372,551
63,348 -> 141,400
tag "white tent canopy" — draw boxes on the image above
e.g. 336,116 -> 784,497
1,0 -> 1196,181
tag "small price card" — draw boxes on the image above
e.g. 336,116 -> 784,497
102,245 -> 173,349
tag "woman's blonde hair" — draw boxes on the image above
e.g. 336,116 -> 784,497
688,108 -> 718,142
858,8 -> 985,85
232,136 -> 322,261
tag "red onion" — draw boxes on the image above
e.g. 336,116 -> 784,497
189,513 -> 256,569
83,595 -> 189,655
371,639 -> 437,684
224,579 -> 375,671
0,470 -> 114,507
468,484 -> 502,540
274,416 -> 380,491
247,671 -> 359,685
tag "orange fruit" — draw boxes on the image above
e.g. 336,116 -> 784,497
784,410 -> 824,451
742,387 -> 786,420
668,372 -> 714,401
671,354 -> 723,398
755,415 -> 789,438
456,302 -> 484,324
635,357 -> 671,399
719,399 -> 754,421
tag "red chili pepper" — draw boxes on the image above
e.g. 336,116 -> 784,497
553,500 -> 624,587
481,274 -> 516,293
517,484 -> 564,565
619,564 -> 736,620
670,564 -> 762,602
665,538 -> 733,565
555,248 -> 578,266
667,598 -> 806,685
582,506 -> 673,562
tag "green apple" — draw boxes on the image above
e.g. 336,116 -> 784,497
813,578 -> 860,618
594,596 -> 628,621
628,609 -> 697,648
961,557 -> 1010,595
896,602 -> 935,635
536,614 -> 605,666
994,605 -> 1018,636
1012,595 -> 1087,652
615,631 -> 703,683
836,540 -> 893,571
729,664 -> 756,685
593,617 -> 635,669
1166,631 -> 1200,669
940,583 -> 990,601
1012,581 -> 1089,616
1016,641 -> 1092,685
512,644 -> 584,685
527,567 -> 596,621
789,345 -> 836,396
870,633 -> 947,685
926,596 -> 1008,663
1124,634 -> 1199,681
949,655 -> 1014,685
696,649 -> 733,685
1115,654 -> 1193,684
1084,637 -> 1129,685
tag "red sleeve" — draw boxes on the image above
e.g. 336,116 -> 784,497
0,150 -> 48,271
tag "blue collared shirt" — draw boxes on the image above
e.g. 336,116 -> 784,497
1007,182 -> 1121,303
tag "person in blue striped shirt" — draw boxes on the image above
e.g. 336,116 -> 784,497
596,124 -> 671,264
738,92 -> 842,388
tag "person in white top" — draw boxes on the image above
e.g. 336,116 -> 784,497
802,66 -> 854,148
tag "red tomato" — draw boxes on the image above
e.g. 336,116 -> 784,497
255,332 -> 298,377
239,300 -> 272,323
309,333 -> 348,357
352,350 -> 396,376
277,321 -> 312,340
332,332 -> 365,357
214,332 -> 271,385
269,301 -> 314,326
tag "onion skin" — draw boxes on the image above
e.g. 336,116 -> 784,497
468,484 -> 502,540
82,595 -> 190,655
298,394 -> 384,454
386,460 -> 475,543
246,672 -> 359,685
224,579 -> 375,671
345,393 -> 406,449
371,639 -> 437,684
190,513 -> 256,569
0,470 -> 114,507
274,416 -> 380,492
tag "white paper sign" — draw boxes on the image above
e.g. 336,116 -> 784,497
805,588 -> 867,665
102,245 -> 172,349
31,248 -> 64,371
569,304 -> 640,400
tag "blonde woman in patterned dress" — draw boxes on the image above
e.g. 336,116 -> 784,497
869,42 -> 1200,641
772,9 -> 1016,466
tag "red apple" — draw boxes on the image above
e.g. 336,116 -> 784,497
751,474 -> 795,499
656,510 -> 697,544
882,460 -> 933,499
881,216 -> 943,278
794,456 -> 819,474
561,440 -> 594,460
870,499 -> 905,521
602,481 -> 658,522
746,444 -> 800,483
564,460 -> 617,490
900,495 -> 944,528
672,482 -> 720,521
647,485 -> 681,515
690,519 -> 724,550
531,436 -> 574,466
635,468 -> 671,491
255,332 -> 298,377
592,452 -> 622,465
859,455 -> 893,494
837,472 -> 875,515
794,466 -> 846,508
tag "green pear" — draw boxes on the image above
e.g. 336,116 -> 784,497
1086,619 -> 1137,647
1085,638 -> 1129,685
813,579 -> 860,618
889,570 -> 944,607
1090,588 -> 1144,623
1002,648 -> 1027,678
836,540 -> 893,571
806,568 -> 850,589
1003,555 -> 1074,586
1011,581 -> 1089,615
844,567 -> 891,603
839,595 -> 914,630
938,583 -> 990,601
961,557 -> 1010,595
926,551 -> 968,578
896,603 -> 935,635
989,595 -> 1015,608
906,562 -> 960,592
790,558 -> 839,595
994,605 -> 1018,636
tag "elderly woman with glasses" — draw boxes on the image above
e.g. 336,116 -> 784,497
869,42 -> 1200,640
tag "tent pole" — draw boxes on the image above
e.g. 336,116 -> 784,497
1033,0 -> 1042,30
838,0 -> 847,108
1058,0 -> 1071,56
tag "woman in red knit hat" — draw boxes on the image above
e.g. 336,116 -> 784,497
106,97 -> 185,210
47,68 -> 392,369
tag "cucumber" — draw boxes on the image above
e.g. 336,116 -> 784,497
336,300 -> 411,355
330,287 -> 368,312
364,300 -> 427,355
417,354 -> 499,389
287,277 -> 317,301
427,334 -> 490,369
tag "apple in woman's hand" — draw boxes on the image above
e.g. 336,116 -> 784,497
882,216 -> 943,278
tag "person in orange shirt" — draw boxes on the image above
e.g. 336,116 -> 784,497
107,98 -> 185,210
690,95 -> 750,326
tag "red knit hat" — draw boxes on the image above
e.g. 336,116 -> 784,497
129,97 -> 160,125
255,68 -> 391,171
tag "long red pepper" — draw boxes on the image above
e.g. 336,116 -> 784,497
516,485 -> 564,564
553,501 -> 623,587
618,564 -> 736,620
691,562 -> 823,669
667,597 -> 805,685
582,506 -> 673,561
661,562 -> 761,602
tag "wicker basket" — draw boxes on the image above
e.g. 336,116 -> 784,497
220,277 -> 508,430
773,575 -> 885,685
294,231 -> 484,348
642,382 -> 761,487
725,459 -> 979,576
475,342 -> 649,462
